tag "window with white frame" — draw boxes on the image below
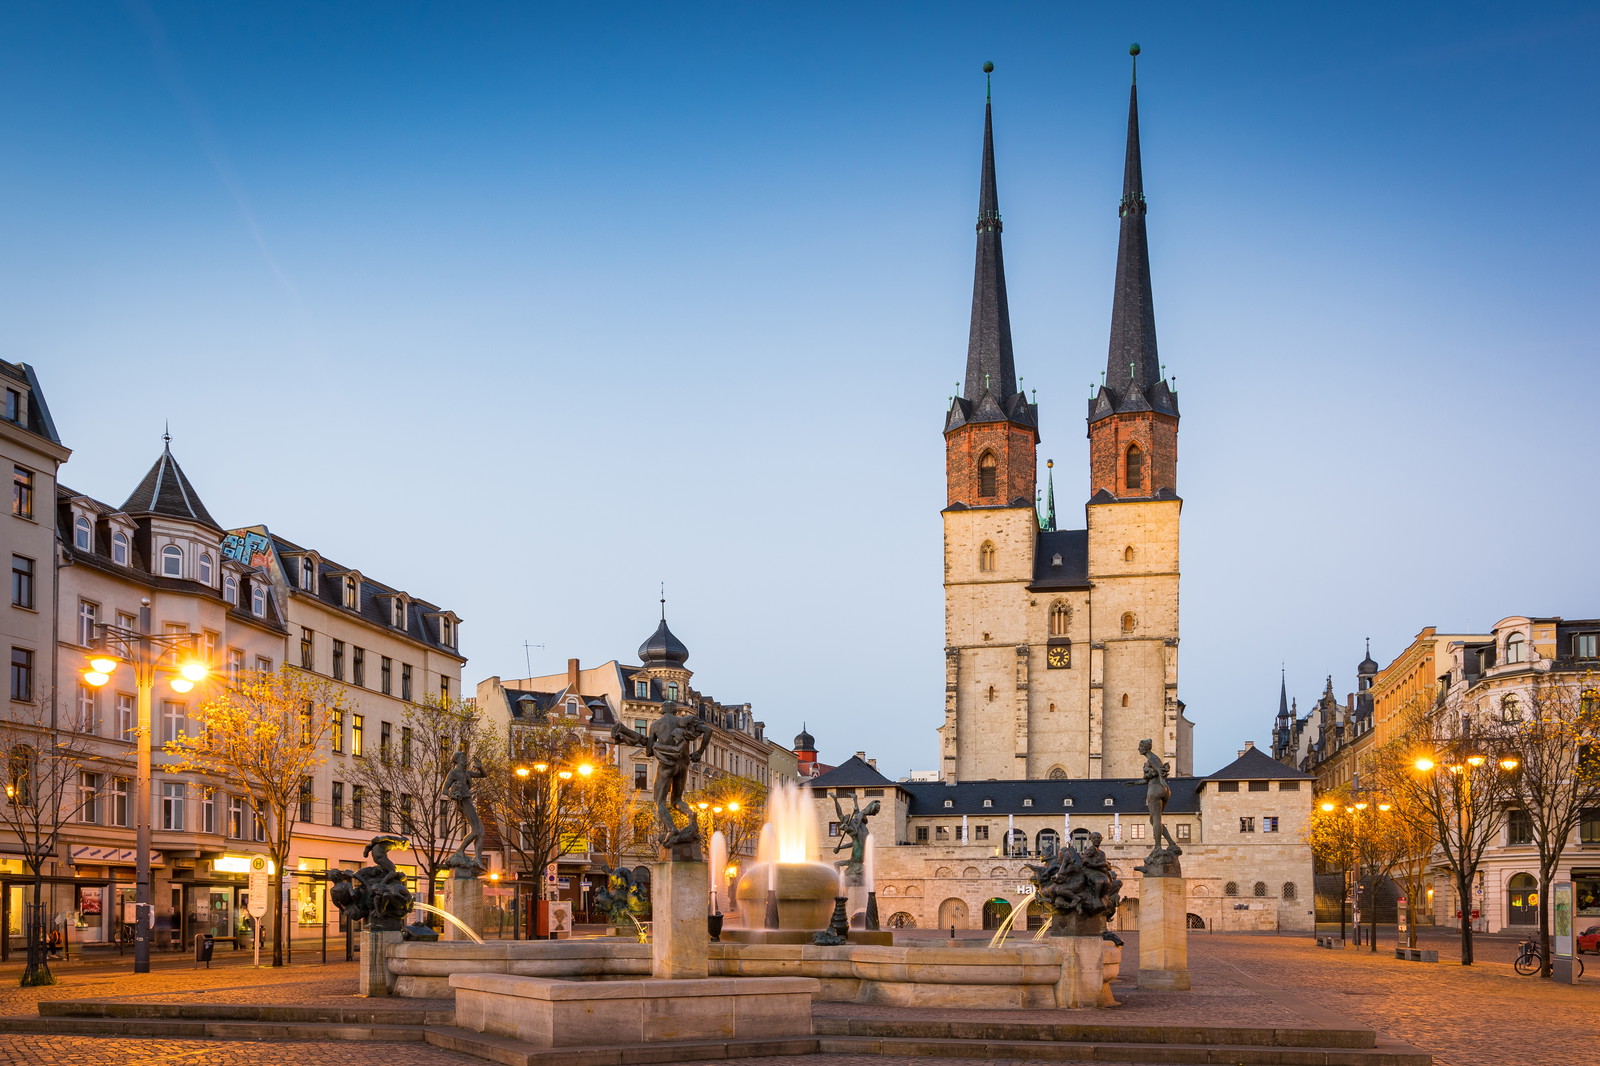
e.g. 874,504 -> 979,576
300,558 -> 315,591
115,693 -> 135,739
109,777 -> 129,826
76,684 -> 97,734
78,600 -> 97,646
228,795 -> 245,838
223,574 -> 238,604
111,531 -> 129,565
1506,632 -> 1526,664
160,782 -> 186,830
74,515 -> 92,550
77,772 -> 100,824
201,630 -> 217,666
201,790 -> 217,834
391,599 -> 405,627
161,544 -> 183,577
227,648 -> 243,681
635,680 -> 649,698
159,701 -> 186,744
250,581 -> 266,617
566,698 -> 579,717
198,552 -> 213,585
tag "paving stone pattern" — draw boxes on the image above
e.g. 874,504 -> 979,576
0,1036 -> 480,1066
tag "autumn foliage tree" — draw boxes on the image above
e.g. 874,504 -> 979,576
165,668 -> 344,966
483,722 -> 605,880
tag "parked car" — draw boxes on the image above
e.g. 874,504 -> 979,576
1577,925 -> 1600,954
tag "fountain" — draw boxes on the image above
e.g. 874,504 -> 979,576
728,781 -> 846,941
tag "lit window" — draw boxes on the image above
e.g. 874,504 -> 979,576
74,515 -> 92,550
112,532 -> 129,566
343,575 -> 358,609
1125,444 -> 1144,492
161,545 -> 183,577
978,453 -> 998,498
198,553 -> 213,585
12,467 -> 32,518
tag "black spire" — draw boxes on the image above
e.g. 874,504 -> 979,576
1277,669 -> 1290,721
121,436 -> 222,531
1090,46 -> 1177,425
948,64 -> 1036,434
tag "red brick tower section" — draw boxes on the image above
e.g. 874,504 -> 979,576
1088,412 -> 1176,499
948,419 -> 1037,508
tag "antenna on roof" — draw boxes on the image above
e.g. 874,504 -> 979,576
162,420 -> 171,445
660,582 -> 666,620
523,641 -> 544,677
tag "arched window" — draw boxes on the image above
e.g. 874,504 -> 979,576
1282,882 -> 1298,901
566,698 -> 580,717
250,582 -> 266,618
1125,444 -> 1144,492
1124,546 -> 1135,563
111,532 -> 129,566
1004,828 -> 1027,856
1036,828 -> 1061,854
1049,602 -> 1069,637
223,574 -> 238,604
1505,633 -> 1526,664
1253,881 -> 1268,897
1508,872 -> 1538,925
986,685 -> 996,702
343,575 -> 359,609
978,452 -> 998,498
198,553 -> 213,585
300,558 -> 316,591
978,541 -> 996,572
1069,828 -> 1090,850
1121,693 -> 1130,707
160,545 -> 183,578
1121,612 -> 1136,634
74,516 -> 92,550
1048,767 -> 1068,781
1501,695 -> 1521,722
1224,881 -> 1239,897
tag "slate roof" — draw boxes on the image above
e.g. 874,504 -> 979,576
1206,745 -> 1312,781
1030,529 -> 1089,590
121,443 -> 222,531
804,756 -> 896,789
901,777 -> 1201,817
1,361 -> 63,444
505,687 -> 616,727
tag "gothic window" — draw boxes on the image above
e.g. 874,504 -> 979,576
986,685 -> 996,702
1048,767 -> 1068,781
1120,693 -> 1129,707
1121,612 -> 1136,634
1124,546 -> 1135,562
978,452 -> 997,498
1049,602 -> 1069,637
1125,444 -> 1144,493
978,541 -> 996,572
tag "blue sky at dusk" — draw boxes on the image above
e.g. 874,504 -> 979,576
4,2 -> 1596,775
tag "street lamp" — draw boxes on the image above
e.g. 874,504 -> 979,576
79,598 -> 207,974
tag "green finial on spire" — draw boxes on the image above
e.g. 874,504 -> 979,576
1129,43 -> 1139,85
983,60 -> 994,100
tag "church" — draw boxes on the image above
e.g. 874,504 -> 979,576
803,59 -> 1313,934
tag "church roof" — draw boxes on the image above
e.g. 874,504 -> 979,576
1029,528 -> 1089,590
1206,745 -> 1312,781
804,756 -> 895,789
121,442 -> 221,531
638,616 -> 689,668
901,777 -> 1201,817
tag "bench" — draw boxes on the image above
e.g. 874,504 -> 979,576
1394,947 -> 1438,962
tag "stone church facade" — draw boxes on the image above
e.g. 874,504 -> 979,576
806,65 -> 1312,934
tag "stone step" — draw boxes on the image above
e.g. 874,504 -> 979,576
818,1035 -> 1432,1066
0,1015 -> 428,1042
38,999 -> 452,1025
424,1027 -> 822,1066
815,1017 -> 1378,1049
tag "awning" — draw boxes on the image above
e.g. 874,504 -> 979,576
70,846 -> 157,866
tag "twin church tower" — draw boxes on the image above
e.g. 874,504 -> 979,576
939,58 -> 1193,783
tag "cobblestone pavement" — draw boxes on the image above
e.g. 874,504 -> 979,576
0,1036 -> 481,1065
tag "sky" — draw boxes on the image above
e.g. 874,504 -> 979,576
4,2 -> 1597,777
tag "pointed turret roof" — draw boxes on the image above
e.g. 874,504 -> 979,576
1276,670 -> 1291,721
947,68 -> 1037,434
121,438 -> 221,530
1090,48 -> 1178,426
1038,459 -> 1057,531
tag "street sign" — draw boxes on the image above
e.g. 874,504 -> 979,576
247,857 -> 269,918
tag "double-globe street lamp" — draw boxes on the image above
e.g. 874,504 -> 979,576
513,758 -> 594,931
1318,790 -> 1392,949
1412,745 -> 1519,965
80,599 -> 208,974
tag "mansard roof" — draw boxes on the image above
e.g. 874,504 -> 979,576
1029,528 -> 1089,590
900,777 -> 1201,817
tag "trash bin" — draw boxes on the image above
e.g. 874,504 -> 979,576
194,934 -> 215,966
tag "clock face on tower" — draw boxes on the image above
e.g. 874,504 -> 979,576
1046,645 -> 1070,669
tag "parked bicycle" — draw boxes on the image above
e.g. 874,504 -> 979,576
1514,937 -> 1584,976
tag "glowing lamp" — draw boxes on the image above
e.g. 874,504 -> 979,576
1414,757 -> 1435,772
1499,757 -> 1520,772
557,770 -> 573,781
697,802 -> 709,811
515,767 -> 531,778
1378,803 -> 1392,812
1466,755 -> 1486,768
532,762 -> 549,774
1320,802 -> 1336,812
179,662 -> 208,682
1354,802 -> 1368,811
727,801 -> 741,812
577,763 -> 594,776
90,657 -> 119,674
169,678 -> 194,694
83,671 -> 110,687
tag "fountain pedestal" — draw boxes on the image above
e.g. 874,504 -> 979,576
359,930 -> 402,996
653,860 -> 709,979
1137,873 -> 1190,990
441,870 -> 486,942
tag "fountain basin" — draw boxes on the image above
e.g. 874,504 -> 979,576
731,862 -> 837,931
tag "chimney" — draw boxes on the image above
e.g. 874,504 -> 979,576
855,751 -> 867,762
1238,740 -> 1256,757
567,658 -> 580,692
868,758 -> 877,769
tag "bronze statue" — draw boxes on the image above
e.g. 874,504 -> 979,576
329,834 -> 415,932
1025,830 -> 1122,936
443,750 -> 488,871
832,795 -> 881,886
611,699 -> 714,861
1135,738 -> 1183,876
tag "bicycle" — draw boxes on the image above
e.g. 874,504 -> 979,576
1514,938 -> 1584,976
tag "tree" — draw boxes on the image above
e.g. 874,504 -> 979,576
1381,693 -> 1519,965
1500,671 -> 1600,977
346,694 -> 496,907
586,760 -> 652,870
0,698 -> 105,986
1306,789 -> 1358,939
483,722 -> 604,880
689,773 -> 768,862
165,668 -> 343,966
1363,756 -> 1440,949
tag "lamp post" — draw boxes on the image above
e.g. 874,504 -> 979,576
81,598 -> 207,974
512,757 -> 594,932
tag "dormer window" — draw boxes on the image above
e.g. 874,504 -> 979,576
1051,553 -> 1062,567
439,616 -> 454,646
634,680 -> 649,699
161,545 -> 183,578
1103,797 -> 1114,807
1062,797 -> 1073,807
223,574 -> 238,605
250,581 -> 266,618
1505,632 -> 1526,664
943,799 -> 954,809
112,532 -> 129,566
982,798 -> 993,808
73,515 -> 92,551
1023,797 -> 1034,807
198,553 -> 213,586
391,599 -> 406,628
343,575 -> 358,610
299,558 -> 315,591
566,698 -> 580,718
